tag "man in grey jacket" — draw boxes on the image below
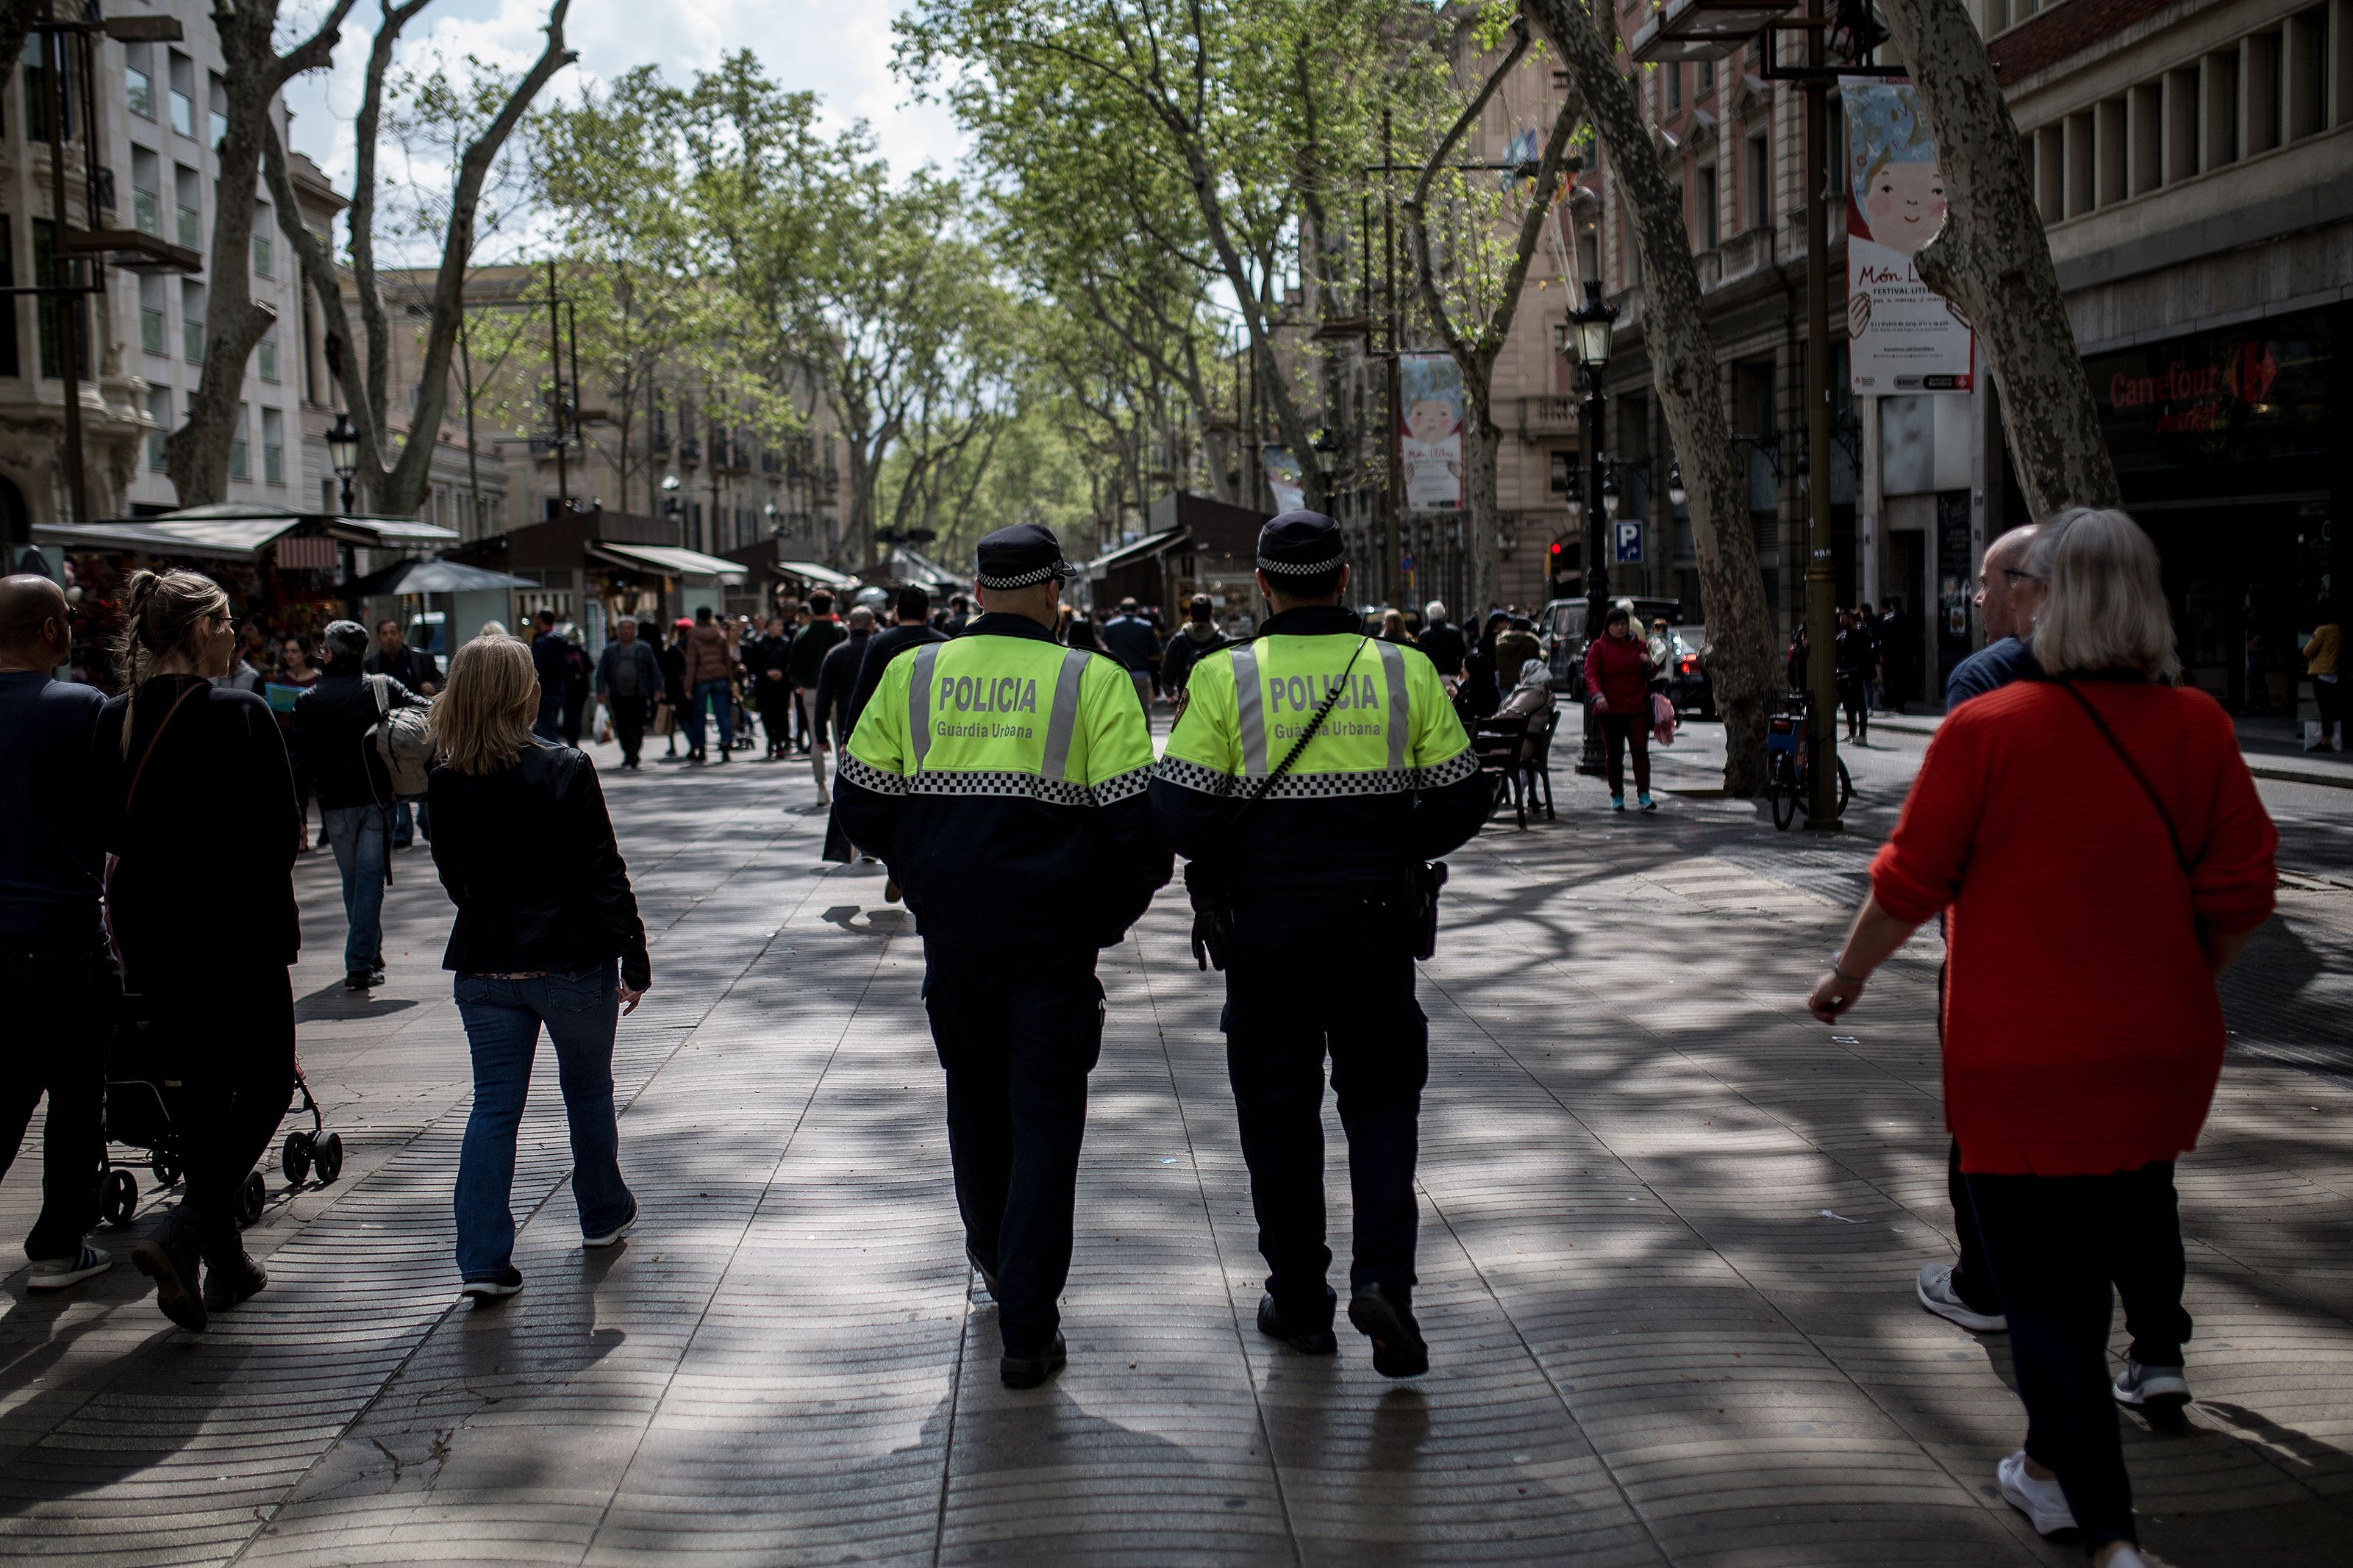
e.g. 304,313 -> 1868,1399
596,617 -> 663,770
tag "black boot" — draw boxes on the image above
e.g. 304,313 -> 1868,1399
1348,1283 -> 1429,1378
201,1242 -> 268,1313
1000,1331 -> 1067,1390
1257,1291 -> 1338,1356
131,1211 -> 209,1331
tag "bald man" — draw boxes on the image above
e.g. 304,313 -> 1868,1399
1943,523 -> 2045,709
0,574 -> 118,1289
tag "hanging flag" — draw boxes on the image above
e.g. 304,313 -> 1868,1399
1261,445 -> 1305,512
1399,353 -> 1465,513
1843,84 -> 1974,393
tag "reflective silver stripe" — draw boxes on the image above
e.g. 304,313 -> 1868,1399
1377,640 -> 1409,773
908,645 -> 941,774
1231,646 -> 1267,778
1040,648 -> 1091,781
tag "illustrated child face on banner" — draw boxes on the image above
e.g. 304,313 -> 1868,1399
1860,155 -> 1948,257
1404,395 -> 1461,445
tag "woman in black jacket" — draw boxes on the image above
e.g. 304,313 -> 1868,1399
104,570 -> 300,1332
428,633 -> 651,1299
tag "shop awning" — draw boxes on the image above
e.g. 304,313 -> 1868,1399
343,559 -> 537,595
588,541 -> 749,583
1084,528 -> 1187,579
33,504 -> 460,562
776,559 -> 860,590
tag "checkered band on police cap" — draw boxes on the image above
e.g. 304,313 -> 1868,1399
1254,509 -> 1346,577
973,522 -> 1072,590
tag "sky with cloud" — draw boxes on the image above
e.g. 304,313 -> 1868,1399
279,0 -> 968,205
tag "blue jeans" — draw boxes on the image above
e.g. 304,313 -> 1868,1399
534,695 -> 562,741
319,803 -> 388,975
688,678 -> 734,754
451,964 -> 632,1281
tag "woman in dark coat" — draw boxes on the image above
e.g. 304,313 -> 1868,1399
104,570 -> 301,1331
428,633 -> 651,1299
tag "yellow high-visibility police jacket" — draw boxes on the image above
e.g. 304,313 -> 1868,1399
835,612 -> 1171,948
1149,604 -> 1489,901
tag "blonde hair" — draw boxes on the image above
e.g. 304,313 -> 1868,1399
112,568 -> 229,754
2025,507 -> 2181,681
431,634 -> 539,775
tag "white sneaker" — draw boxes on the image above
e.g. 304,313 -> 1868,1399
584,1196 -> 638,1248
1997,1449 -> 2077,1537
1916,1261 -> 2006,1333
28,1245 -> 113,1290
2113,1357 -> 2190,1411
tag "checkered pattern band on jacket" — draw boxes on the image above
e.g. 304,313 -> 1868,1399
838,753 -> 905,795
1151,750 -> 1475,800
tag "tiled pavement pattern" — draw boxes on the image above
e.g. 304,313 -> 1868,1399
1,728 -> 2348,1566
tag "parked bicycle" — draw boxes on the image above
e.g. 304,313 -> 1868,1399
1764,690 -> 1852,831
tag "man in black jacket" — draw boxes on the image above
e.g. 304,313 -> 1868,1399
1415,600 -> 1467,681
0,575 -> 117,1291
810,606 -> 874,807
365,617 -> 439,845
291,621 -> 425,988
849,584 -> 948,737
1158,594 -> 1229,701
529,610 -> 566,740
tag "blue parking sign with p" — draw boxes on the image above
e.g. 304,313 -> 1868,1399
1613,520 -> 1643,564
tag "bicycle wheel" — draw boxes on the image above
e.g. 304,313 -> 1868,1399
1769,758 -> 1799,831
1835,756 -> 1853,815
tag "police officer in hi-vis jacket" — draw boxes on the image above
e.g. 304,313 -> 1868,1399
836,523 -> 1171,1389
1150,512 -> 1489,1378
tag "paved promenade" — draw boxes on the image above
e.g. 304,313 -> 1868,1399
1,727 -> 2347,1566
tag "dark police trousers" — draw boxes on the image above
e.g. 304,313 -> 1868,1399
1222,901 -> 1428,1325
921,942 -> 1105,1356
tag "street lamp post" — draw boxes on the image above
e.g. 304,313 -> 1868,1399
326,412 -> 360,515
1567,279 -> 1618,776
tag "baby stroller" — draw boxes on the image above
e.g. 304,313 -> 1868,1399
97,998 -> 344,1231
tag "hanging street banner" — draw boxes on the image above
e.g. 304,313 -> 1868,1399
1261,445 -> 1305,513
1399,351 -> 1467,512
1843,85 -> 1975,395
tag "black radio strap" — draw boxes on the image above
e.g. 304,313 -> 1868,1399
1219,635 -> 1371,830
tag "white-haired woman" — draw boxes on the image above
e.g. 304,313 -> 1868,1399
1805,509 -> 2277,1567
427,634 -> 650,1300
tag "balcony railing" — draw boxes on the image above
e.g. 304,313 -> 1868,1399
1516,395 -> 1580,439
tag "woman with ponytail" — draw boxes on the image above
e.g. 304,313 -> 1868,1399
96,569 -> 301,1333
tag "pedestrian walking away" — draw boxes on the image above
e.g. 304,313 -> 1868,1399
1808,509 -> 2278,1566
1101,597 -> 1160,728
0,574 -> 119,1292
426,634 -> 650,1300
1160,594 -> 1230,703
811,605 -> 876,809
1151,510 -> 1488,1379
2304,598 -> 2340,751
98,569 -> 301,1333
291,620 -> 426,988
1584,605 -> 1654,810
788,595 -> 845,761
596,617 -> 662,770
1415,600 -> 1466,682
365,617 -> 440,847
848,585 -> 949,737
529,611 -> 567,741
1835,607 -> 1875,745
836,522 -> 1170,1390
747,616 -> 797,758
680,606 -> 736,763
657,620 -> 690,760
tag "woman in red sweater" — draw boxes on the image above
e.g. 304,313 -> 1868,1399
1582,605 -> 1654,810
1806,508 -> 2275,1568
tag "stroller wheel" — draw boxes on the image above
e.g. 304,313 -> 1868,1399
152,1153 -> 182,1188
282,1132 -> 313,1188
101,1169 -> 138,1228
311,1131 -> 345,1186
237,1169 -> 268,1228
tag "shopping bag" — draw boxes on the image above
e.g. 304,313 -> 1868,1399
1651,691 -> 1677,747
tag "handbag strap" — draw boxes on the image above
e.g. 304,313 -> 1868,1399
2052,676 -> 2192,878
126,681 -> 205,815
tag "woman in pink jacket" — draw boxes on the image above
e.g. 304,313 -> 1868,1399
1583,604 -> 1654,810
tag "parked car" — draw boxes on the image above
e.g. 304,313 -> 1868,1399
1538,595 -> 1682,697
1665,624 -> 1715,717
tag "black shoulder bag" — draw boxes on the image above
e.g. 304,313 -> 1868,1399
1186,637 -> 1370,970
2052,676 -> 2196,883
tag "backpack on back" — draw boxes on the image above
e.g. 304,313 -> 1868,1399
365,675 -> 436,801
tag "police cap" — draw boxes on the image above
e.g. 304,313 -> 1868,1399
1254,510 -> 1345,579
974,523 -> 1073,590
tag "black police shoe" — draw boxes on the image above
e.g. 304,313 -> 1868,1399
1000,1331 -> 1066,1390
1257,1292 -> 1337,1356
1348,1284 -> 1429,1378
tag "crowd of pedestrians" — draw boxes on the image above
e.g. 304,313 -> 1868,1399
0,498 -> 2287,1565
